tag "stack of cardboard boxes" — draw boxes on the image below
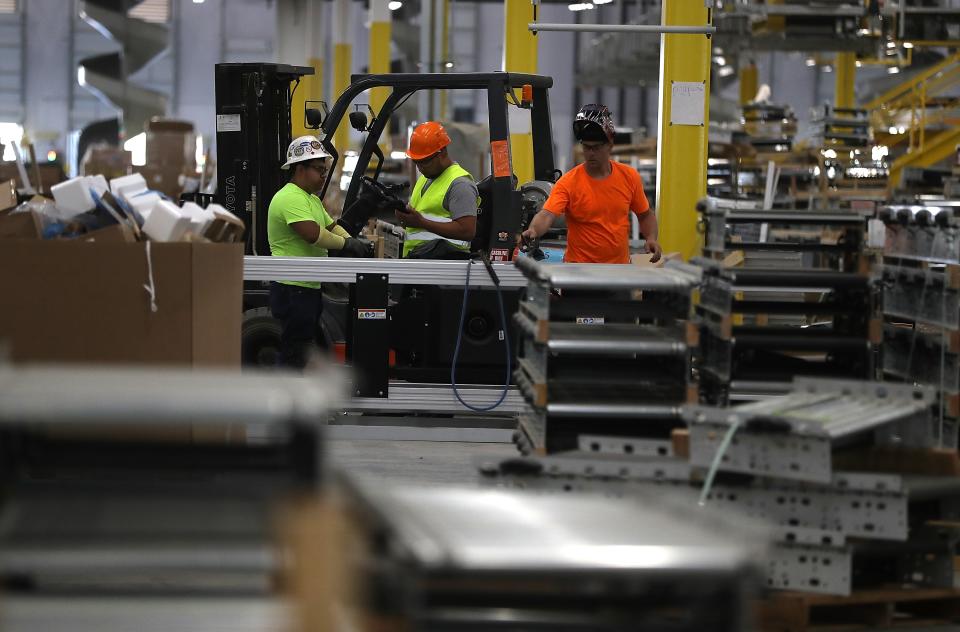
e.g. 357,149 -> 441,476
139,119 -> 197,200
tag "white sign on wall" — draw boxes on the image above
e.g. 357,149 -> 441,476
670,81 -> 706,127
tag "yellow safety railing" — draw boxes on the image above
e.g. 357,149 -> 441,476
862,52 -> 960,185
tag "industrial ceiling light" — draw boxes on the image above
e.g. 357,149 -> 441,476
887,66 -> 900,74
568,2 -> 595,10
444,61 -> 454,68
903,42 -> 914,49
805,58 -> 816,67
886,40 -> 896,49
388,1 -> 402,9
822,65 -> 833,73
593,0 -> 613,5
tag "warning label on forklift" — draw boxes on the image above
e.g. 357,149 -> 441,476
576,317 -> 605,325
216,114 -> 242,132
490,140 -> 511,178
489,248 -> 510,262
357,309 -> 387,320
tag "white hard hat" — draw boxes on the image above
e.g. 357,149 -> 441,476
281,135 -> 332,170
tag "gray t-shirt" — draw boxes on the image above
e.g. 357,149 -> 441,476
420,174 -> 479,220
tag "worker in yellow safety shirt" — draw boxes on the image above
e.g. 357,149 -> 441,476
267,135 -> 371,368
394,121 -> 479,259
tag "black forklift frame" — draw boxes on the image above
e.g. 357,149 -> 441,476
316,71 -> 556,259
214,62 -> 314,258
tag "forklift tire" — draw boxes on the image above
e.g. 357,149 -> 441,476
242,307 -> 282,367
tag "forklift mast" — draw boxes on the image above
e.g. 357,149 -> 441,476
214,63 -> 314,257
317,72 -> 557,261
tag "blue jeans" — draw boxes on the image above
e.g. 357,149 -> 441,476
269,282 -> 323,369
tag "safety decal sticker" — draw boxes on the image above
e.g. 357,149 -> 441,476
357,309 -> 387,320
576,317 -> 605,325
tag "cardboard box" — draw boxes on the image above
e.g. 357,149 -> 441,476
0,208 -> 43,240
145,118 -> 196,170
136,164 -> 186,200
0,162 -> 66,195
0,241 -> 243,366
0,178 -> 17,211
81,144 -> 132,180
81,223 -> 137,243
631,251 -> 681,267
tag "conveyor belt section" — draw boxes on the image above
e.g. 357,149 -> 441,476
686,378 -> 939,484
695,262 -> 879,400
695,199 -> 867,261
880,203 -> 960,264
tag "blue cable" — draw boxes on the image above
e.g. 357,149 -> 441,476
450,257 -> 511,411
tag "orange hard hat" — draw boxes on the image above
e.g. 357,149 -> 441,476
406,121 -> 451,160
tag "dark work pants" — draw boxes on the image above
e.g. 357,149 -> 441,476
269,282 -> 323,369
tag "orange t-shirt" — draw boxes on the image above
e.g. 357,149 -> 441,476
543,161 -> 650,264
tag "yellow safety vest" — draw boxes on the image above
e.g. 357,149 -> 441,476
403,163 -> 476,257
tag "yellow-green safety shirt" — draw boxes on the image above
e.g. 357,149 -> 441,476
268,182 -> 334,289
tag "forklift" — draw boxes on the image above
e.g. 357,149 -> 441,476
215,64 -> 559,393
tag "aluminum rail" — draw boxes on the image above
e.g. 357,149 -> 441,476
244,256 -> 528,288
529,23 -> 716,35
516,256 -> 696,290
0,365 -> 342,425
347,383 -> 528,415
514,313 -> 688,356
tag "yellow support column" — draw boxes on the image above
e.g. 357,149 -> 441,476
293,1 -> 324,137
369,0 -> 392,151
739,61 -> 758,106
656,0 -> 711,261
503,0 -> 536,183
332,0 -> 352,153
439,0 -> 450,120
835,52 -> 856,109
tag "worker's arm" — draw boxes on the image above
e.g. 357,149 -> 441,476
522,209 -> 558,241
328,222 -> 352,239
290,220 -> 346,249
395,205 -> 477,240
637,210 -> 662,263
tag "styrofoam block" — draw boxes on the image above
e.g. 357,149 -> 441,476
87,175 -> 109,196
128,191 -> 161,219
180,201 -> 214,236
143,199 -> 191,242
109,173 -> 148,200
50,177 -> 95,218
206,203 -> 240,222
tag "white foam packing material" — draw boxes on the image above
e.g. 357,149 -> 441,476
180,202 -> 215,236
143,199 -> 191,242
50,176 -> 96,219
109,173 -> 148,201
206,203 -> 240,222
88,175 -> 110,197
128,191 -> 161,221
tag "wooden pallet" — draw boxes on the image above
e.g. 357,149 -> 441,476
756,587 -> 960,632
833,445 -> 960,477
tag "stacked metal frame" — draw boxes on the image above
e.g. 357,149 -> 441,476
695,199 -> 877,404
879,202 -> 960,450
339,477 -> 768,632
485,377 -> 960,599
512,256 -> 699,454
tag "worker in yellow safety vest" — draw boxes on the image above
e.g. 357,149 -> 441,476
394,121 -> 479,259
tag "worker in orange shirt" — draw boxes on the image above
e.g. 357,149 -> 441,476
521,104 -> 661,264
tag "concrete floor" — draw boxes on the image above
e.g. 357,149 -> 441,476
328,437 -> 517,487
